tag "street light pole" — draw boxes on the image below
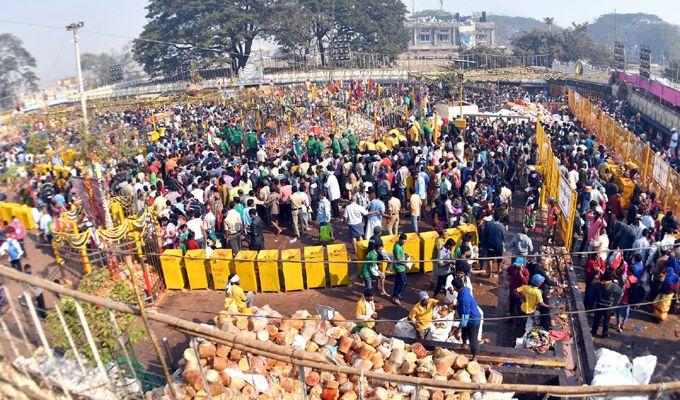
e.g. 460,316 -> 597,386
66,22 -> 88,134
66,21 -> 113,229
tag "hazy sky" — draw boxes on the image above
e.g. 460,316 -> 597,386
1,0 -> 679,86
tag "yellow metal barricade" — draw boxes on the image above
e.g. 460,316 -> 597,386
234,250 -> 259,292
403,232 -> 421,273
18,204 -> 36,230
418,231 -> 440,273
326,243 -> 349,286
445,228 -> 463,247
160,249 -> 185,289
0,203 -> 12,225
185,249 -> 209,289
456,224 -> 478,244
209,249 -> 233,290
257,250 -> 281,292
304,246 -> 326,289
355,239 -> 369,261
281,248 -> 304,291
616,176 -> 635,209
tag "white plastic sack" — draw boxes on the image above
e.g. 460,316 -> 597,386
223,369 -> 269,392
393,318 -> 416,338
292,334 -> 308,350
588,348 -> 657,400
632,355 -> 657,385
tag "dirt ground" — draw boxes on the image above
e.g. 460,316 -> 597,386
5,189 -> 679,386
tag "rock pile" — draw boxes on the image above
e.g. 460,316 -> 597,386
146,306 -> 504,400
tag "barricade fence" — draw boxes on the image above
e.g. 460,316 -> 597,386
0,265 -> 677,398
535,119 -> 577,250
568,90 -> 680,218
157,225 -> 478,293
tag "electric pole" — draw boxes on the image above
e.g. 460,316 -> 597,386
66,22 -> 88,134
66,21 -> 114,229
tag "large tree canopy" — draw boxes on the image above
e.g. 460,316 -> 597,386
133,0 -> 409,74
133,0 -> 280,76
0,33 -> 37,108
511,23 -> 612,67
273,0 -> 408,66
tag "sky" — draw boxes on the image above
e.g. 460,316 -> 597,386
1,0 -> 679,86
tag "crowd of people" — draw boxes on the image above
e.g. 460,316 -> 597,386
1,79 -> 678,355
598,95 -> 679,172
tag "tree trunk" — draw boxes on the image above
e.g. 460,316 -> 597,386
317,35 -> 326,67
232,38 -> 255,71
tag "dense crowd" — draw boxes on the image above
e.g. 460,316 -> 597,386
0,80 -> 678,353
598,96 -> 679,172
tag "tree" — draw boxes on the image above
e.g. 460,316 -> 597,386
663,59 -> 680,83
0,33 -> 37,108
511,29 -> 565,67
133,0 -> 281,76
511,22 -> 612,67
270,1 -> 317,62
543,17 -> 555,33
586,13 -> 680,62
452,46 -> 520,70
271,0 -> 408,67
44,268 -> 146,364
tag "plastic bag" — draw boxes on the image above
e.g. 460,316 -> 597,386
632,355 -> 657,385
393,317 -> 416,338
588,348 -> 657,400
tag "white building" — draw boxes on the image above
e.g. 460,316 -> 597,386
403,12 -> 496,59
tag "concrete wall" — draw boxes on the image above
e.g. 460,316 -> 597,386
618,84 -> 680,131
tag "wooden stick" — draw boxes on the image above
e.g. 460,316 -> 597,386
1,265 -> 678,396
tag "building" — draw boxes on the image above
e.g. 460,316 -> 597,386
402,11 -> 496,59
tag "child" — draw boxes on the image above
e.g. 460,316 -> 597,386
319,221 -> 334,245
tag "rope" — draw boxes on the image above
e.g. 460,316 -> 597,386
0,264 -> 677,396
40,240 -> 680,265
154,295 -> 677,324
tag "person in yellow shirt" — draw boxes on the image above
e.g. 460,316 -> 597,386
355,289 -> 383,328
408,291 -> 439,339
408,123 -> 420,144
375,141 -> 388,154
516,274 -> 548,330
224,274 -> 254,314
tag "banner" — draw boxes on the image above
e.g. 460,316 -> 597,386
652,154 -> 670,186
558,174 -> 573,219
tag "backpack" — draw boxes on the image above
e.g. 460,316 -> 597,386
7,240 -> 22,261
377,180 -> 390,199
628,279 -> 647,305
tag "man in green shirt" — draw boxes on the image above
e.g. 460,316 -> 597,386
306,136 -> 317,159
245,130 -> 258,158
391,233 -> 409,305
219,138 -> 230,155
331,134 -> 342,156
348,131 -> 358,154
229,125 -> 243,155
361,246 -> 380,291
313,137 -> 325,158
221,125 -> 231,140
423,123 -> 433,143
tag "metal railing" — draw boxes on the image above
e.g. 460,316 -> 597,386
0,265 -> 678,399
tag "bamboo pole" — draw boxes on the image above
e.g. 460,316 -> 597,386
123,260 -> 178,400
1,266 -> 678,396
